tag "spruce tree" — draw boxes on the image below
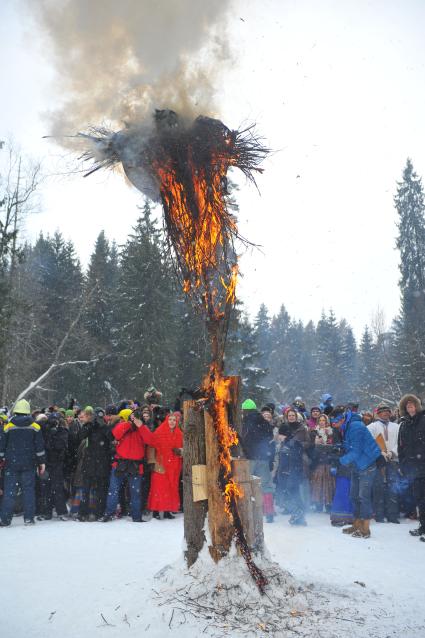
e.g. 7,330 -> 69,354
253,303 -> 272,371
394,159 -> 425,394
238,314 -> 269,406
114,201 -> 179,403
83,231 -> 121,404
357,326 -> 376,407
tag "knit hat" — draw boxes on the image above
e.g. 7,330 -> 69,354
13,399 -> 31,415
119,408 -> 133,422
95,406 -> 106,418
65,409 -> 74,417
0,413 -> 8,422
242,399 -> 257,410
376,403 -> 391,414
84,405 -> 94,414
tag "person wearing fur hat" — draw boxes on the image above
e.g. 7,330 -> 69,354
398,394 -> 425,539
368,404 -> 401,523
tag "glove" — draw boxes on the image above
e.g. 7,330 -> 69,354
172,447 -> 182,456
330,467 -> 337,477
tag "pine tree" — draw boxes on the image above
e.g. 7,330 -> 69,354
238,314 -> 269,406
83,231 -> 121,404
114,201 -> 179,403
394,159 -> 425,394
268,304 -> 291,401
339,320 -> 358,402
253,303 -> 272,371
315,310 -> 343,398
357,326 -> 376,407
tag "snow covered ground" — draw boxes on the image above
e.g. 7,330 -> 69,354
2,512 -> 424,638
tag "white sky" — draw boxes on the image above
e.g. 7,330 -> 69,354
2,0 -> 425,337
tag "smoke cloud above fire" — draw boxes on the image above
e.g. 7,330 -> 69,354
27,0 -> 232,136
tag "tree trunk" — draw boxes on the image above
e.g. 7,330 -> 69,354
183,400 -> 208,567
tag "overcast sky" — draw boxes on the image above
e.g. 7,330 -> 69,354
2,0 -> 425,337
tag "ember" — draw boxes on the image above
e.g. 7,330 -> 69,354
80,109 -> 269,591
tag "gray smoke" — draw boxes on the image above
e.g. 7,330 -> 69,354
27,0 -> 232,138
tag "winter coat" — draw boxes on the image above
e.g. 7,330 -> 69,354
241,411 -> 275,462
64,419 -> 82,477
398,394 -> 425,478
147,415 -> 183,512
277,421 -> 313,479
43,421 -> 69,467
339,413 -> 381,471
79,418 -> 112,479
111,420 -> 155,475
0,415 -> 45,470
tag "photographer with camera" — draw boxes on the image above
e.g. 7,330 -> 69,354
38,412 -> 69,520
101,408 -> 155,522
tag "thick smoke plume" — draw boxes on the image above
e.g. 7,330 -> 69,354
27,0 -> 232,137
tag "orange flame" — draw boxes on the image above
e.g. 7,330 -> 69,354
154,151 -> 238,320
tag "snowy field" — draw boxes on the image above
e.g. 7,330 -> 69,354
2,513 -> 424,638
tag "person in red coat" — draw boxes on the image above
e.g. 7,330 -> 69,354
101,411 -> 154,522
147,413 -> 183,519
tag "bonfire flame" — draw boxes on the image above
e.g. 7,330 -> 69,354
79,110 -> 269,592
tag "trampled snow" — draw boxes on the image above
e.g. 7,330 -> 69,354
1,513 -> 424,637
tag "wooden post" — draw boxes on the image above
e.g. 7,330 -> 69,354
183,400 -> 208,568
251,476 -> 265,553
231,458 -> 254,547
205,408 -> 234,562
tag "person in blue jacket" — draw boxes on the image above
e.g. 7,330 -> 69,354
331,406 -> 382,538
0,399 -> 46,526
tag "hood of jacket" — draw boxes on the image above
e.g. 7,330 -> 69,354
9,415 -> 33,428
399,394 -> 422,418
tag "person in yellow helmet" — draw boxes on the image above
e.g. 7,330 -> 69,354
0,399 -> 46,526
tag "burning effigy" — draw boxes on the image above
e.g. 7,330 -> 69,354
80,109 -> 270,591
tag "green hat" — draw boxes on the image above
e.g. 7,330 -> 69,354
84,405 -> 94,414
13,399 -> 31,415
65,409 -> 74,417
242,399 -> 257,410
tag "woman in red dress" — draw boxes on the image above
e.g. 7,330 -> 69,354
147,412 -> 183,519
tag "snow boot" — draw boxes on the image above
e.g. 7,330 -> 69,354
409,526 -> 425,536
99,515 -> 113,523
352,519 -> 371,538
342,519 -> 359,534
164,512 -> 175,519
24,518 -> 35,525
419,536 -> 425,543
289,515 -> 307,526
